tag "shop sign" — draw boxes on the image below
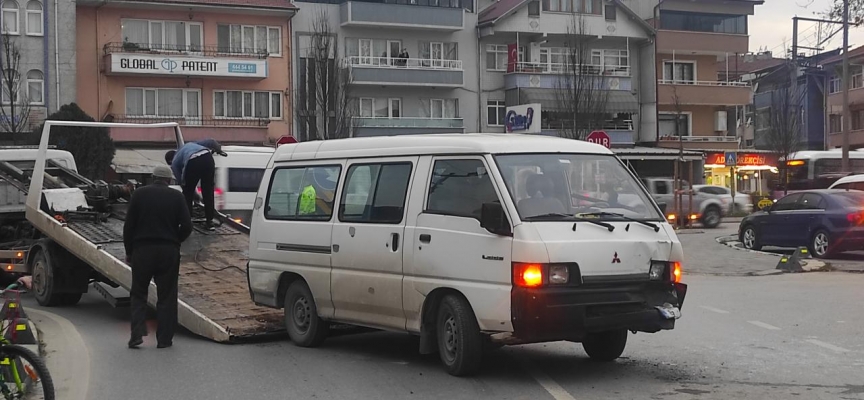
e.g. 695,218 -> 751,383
705,152 -> 774,167
109,54 -> 267,79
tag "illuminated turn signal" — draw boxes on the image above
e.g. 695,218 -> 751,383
667,214 -> 677,221
5,265 -> 12,271
513,263 -> 544,288
786,160 -> 805,166
15,252 -> 23,258
689,214 -> 699,220
671,262 -> 682,283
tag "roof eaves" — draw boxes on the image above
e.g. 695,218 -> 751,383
613,0 -> 655,35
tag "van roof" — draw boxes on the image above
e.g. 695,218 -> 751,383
829,174 -> 864,187
222,145 -> 275,154
273,133 -> 613,162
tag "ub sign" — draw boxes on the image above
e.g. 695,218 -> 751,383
505,104 -> 541,134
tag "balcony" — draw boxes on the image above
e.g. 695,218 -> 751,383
344,56 -> 463,87
103,42 -> 268,79
540,121 -> 636,146
340,1 -> 463,31
504,62 -> 632,91
105,115 -> 270,144
658,80 -> 751,106
657,30 -> 749,55
658,135 -> 740,150
352,117 -> 464,136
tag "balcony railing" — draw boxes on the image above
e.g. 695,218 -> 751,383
507,62 -> 630,77
542,120 -> 634,131
107,115 -> 271,127
659,79 -> 750,87
353,117 -> 463,128
659,135 -> 739,142
104,42 -> 269,59
344,56 -> 462,70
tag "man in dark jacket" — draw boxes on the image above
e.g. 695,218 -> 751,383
165,139 -> 227,231
123,165 -> 193,349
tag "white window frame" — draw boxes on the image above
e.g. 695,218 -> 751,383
388,98 -> 401,118
486,44 -> 523,71
359,97 -> 374,118
122,18 -> 203,53
213,90 -> 283,120
830,75 -> 841,94
662,60 -> 696,83
852,65 -> 864,90
487,100 -> 506,126
658,111 -> 693,137
26,69 -> 43,105
1,0 -> 20,35
125,87 -> 201,119
218,24 -> 281,57
25,0 -> 41,36
431,99 -> 445,119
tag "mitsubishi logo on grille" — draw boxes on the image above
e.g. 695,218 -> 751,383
612,252 -> 621,264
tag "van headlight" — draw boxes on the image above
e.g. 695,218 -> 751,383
549,265 -> 569,284
649,261 -> 667,280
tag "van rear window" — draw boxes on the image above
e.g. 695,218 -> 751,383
265,165 -> 341,221
228,168 -> 265,193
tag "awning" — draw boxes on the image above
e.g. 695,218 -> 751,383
518,88 -> 640,113
112,149 -> 170,174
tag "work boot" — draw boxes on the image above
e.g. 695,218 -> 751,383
128,336 -> 143,349
204,220 -> 217,231
157,342 -> 173,349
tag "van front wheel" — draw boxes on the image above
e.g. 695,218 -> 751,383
582,329 -> 628,362
284,281 -> 328,347
436,295 -> 483,376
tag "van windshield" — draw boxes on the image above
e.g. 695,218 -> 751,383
494,153 -> 663,221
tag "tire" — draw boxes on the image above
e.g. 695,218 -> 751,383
740,225 -> 762,251
30,251 -> 64,307
62,293 -> 83,306
283,280 -> 328,347
701,206 -> 721,229
809,229 -> 835,259
436,294 -> 483,376
582,329 -> 628,362
0,344 -> 55,400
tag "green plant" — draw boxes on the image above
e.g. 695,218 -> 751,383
30,103 -> 116,180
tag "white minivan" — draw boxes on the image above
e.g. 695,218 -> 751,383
212,146 -> 275,225
247,134 -> 687,376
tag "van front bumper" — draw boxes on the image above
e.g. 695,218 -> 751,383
503,281 -> 687,344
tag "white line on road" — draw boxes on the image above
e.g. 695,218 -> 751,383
516,354 -> 577,400
699,306 -> 730,314
748,320 -> 781,330
806,339 -> 850,353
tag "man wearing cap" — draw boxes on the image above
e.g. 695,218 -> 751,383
164,139 -> 227,230
123,165 -> 193,349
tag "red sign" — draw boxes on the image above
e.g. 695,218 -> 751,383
706,152 -> 726,165
586,130 -> 611,148
276,135 -> 297,147
506,43 -> 518,73
705,152 -> 775,167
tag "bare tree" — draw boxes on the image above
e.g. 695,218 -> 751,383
295,9 -> 353,141
554,15 -> 609,140
0,32 -> 32,145
825,0 -> 864,23
764,65 -> 803,195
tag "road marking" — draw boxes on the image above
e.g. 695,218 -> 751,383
699,305 -> 730,314
806,339 -> 850,353
516,354 -> 577,400
748,320 -> 781,330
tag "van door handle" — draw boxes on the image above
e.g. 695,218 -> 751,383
419,234 -> 431,243
391,233 -> 399,252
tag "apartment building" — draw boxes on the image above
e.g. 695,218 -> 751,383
479,0 -> 657,146
0,0 -> 76,130
75,0 -> 297,145
823,45 -> 864,149
292,0 -> 478,139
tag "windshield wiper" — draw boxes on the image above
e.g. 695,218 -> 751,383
577,212 -> 660,232
522,213 -> 615,232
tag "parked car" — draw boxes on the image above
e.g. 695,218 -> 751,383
738,189 -> 864,258
828,174 -> 864,191
635,178 -> 728,228
693,185 -> 753,214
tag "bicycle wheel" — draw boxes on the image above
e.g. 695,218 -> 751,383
0,344 -> 54,400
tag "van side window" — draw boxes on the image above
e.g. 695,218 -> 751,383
265,165 -> 341,220
228,168 -> 265,193
655,181 -> 669,195
340,163 -> 412,224
426,159 -> 499,219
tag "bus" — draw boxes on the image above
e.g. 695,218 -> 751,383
773,150 -> 864,198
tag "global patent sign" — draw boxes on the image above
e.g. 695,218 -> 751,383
108,54 -> 267,79
505,103 -> 541,134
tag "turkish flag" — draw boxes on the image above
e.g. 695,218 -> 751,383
507,43 -> 518,73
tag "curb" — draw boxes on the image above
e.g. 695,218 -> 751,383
716,235 -> 832,273
715,235 -> 780,257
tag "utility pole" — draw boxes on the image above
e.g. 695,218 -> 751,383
842,0 -> 851,171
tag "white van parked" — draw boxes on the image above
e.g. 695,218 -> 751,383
213,146 -> 274,225
247,134 -> 687,376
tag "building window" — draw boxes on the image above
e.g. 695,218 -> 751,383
214,90 -> 282,119
425,98 -> 459,119
829,75 -> 841,94
853,66 -> 864,89
217,24 -> 281,56
357,97 -> 402,118
26,69 -> 42,105
486,44 -> 523,71
487,100 -> 506,126
662,61 -> 696,83
25,0 -> 40,35
2,0 -> 19,35
659,10 -> 747,35
604,4 -> 616,20
541,0 -> 601,15
592,49 -> 628,74
528,1 -> 540,16
125,88 -> 200,119
829,114 -> 842,133
419,41 -> 458,67
121,19 -> 203,52
659,113 -> 691,137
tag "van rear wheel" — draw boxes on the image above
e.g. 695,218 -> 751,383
284,281 -> 328,347
582,329 -> 628,362
436,294 -> 483,376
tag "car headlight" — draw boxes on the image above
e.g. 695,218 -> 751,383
549,265 -> 569,284
649,261 -> 667,280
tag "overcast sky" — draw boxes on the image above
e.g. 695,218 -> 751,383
750,0 -> 864,57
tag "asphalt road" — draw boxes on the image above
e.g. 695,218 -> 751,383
22,229 -> 864,400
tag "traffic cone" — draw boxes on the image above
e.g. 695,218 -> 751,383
0,298 -> 27,320
2,317 -> 38,345
776,247 -> 809,272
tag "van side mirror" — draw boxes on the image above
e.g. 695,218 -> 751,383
480,202 -> 512,236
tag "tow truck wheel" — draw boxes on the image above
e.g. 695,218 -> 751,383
436,294 -> 483,376
582,329 -> 628,362
62,293 -> 83,306
31,251 -> 63,307
284,280 -> 328,347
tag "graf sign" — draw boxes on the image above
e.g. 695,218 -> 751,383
586,130 -> 611,148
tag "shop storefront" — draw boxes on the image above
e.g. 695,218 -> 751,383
704,151 -> 779,193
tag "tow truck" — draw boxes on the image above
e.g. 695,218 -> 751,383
4,121 -> 283,342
